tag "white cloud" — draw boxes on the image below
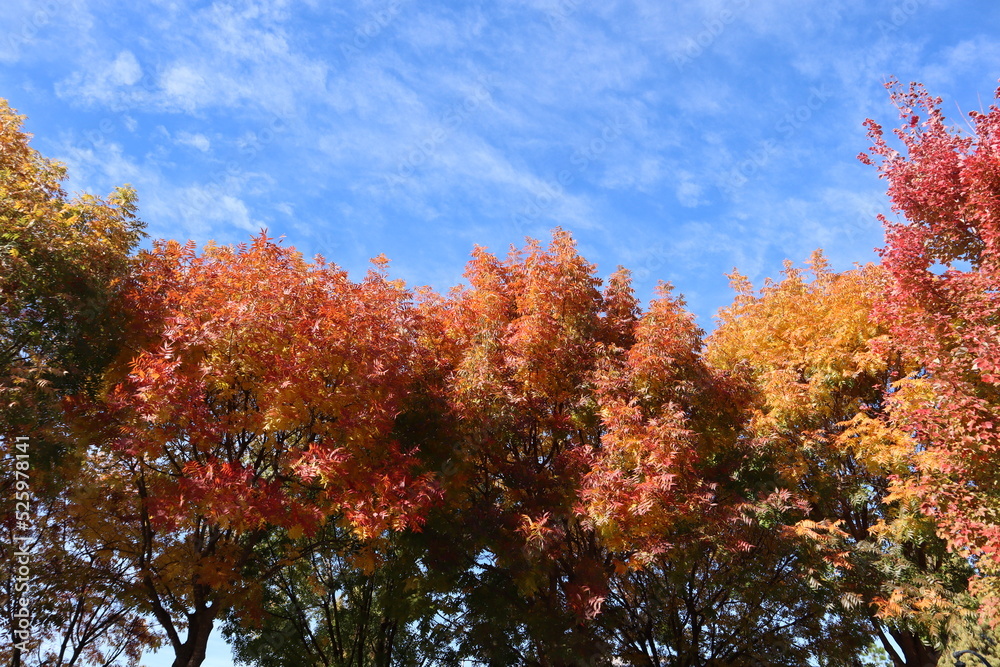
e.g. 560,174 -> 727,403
601,158 -> 666,193
110,50 -> 142,86
920,35 -> 1000,95
676,179 -> 705,208
176,131 -> 211,152
58,140 -> 144,191
55,1 -> 327,117
0,0 -> 96,64
397,11 -> 463,51
55,49 -> 144,106
160,65 -> 209,110
21,0 -> 999,329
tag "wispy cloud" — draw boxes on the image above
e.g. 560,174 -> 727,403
175,131 -> 211,152
6,0 -> 999,333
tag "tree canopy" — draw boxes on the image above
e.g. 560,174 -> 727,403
4,79 -> 1000,667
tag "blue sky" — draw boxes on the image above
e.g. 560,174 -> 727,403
3,0 -> 1000,663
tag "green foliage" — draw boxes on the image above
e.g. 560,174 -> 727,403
937,618 -> 1000,667
224,526 -> 460,667
596,515 -> 876,666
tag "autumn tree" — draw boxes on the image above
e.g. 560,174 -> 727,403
0,97 -> 142,452
79,236 -> 438,667
706,254 -> 972,667
5,477 -> 162,667
0,99 -> 150,667
222,520 -> 462,667
15,71 -> 1000,665
595,503 -> 875,667
579,283 -> 734,562
585,265 -> 874,666
861,81 -> 1000,622
412,231 -> 851,665
408,230 -> 630,665
221,378 -> 464,667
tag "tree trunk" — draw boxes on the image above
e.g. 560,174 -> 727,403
170,612 -> 216,667
875,623 -> 941,667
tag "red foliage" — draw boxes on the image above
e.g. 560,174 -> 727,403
863,80 -> 1000,570
91,234 -> 439,663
